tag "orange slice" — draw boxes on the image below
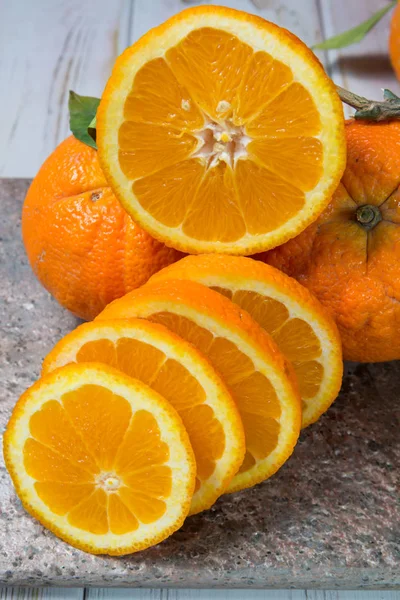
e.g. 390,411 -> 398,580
97,5 -> 345,255
42,319 -> 245,514
97,280 -> 301,493
150,255 -> 343,427
3,363 -> 195,555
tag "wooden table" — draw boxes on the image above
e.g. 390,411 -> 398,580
0,1 -> 399,598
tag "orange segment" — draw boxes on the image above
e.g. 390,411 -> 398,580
248,137 -> 323,192
124,466 -> 172,498
42,319 -> 245,515
97,279 -> 301,493
231,289 -> 289,333
273,318 -> 321,362
133,159 -> 205,228
240,412 -> 280,460
149,255 -> 343,427
206,337 -> 254,385
148,311 -> 214,351
166,27 -> 253,120
24,438 -> 93,483
124,57 -> 204,131
246,83 -> 321,138
116,338 -> 165,382
234,160 -> 305,235
151,359 -> 206,412
34,482 -> 95,516
119,489 -> 166,524
230,372 -> 281,419
182,163 -> 246,243
76,339 -> 117,366
232,51 -> 293,124
68,488 -> 109,535
29,400 -> 98,472
108,493 -> 139,535
292,360 -> 324,400
114,410 -> 170,474
4,363 -> 195,555
180,404 -> 225,479
61,385 -> 132,471
119,122 -> 197,180
97,6 -> 346,254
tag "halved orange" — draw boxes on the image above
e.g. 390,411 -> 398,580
97,280 -> 301,493
97,5 -> 345,255
150,255 -> 343,427
3,363 -> 196,555
42,319 -> 245,514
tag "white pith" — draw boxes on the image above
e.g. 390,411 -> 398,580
96,473 -> 121,492
193,107 -> 251,169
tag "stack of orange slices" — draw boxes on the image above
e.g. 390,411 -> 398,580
4,254 -> 342,556
4,6 -> 345,557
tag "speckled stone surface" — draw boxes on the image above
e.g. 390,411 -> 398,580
0,179 -> 399,589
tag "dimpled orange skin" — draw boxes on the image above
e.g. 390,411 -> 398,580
390,2 -> 400,80
22,136 -> 183,321
260,120 -> 400,363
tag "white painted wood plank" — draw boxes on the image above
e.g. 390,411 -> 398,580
86,590 -> 306,599
0,588 -> 83,600
306,592 -> 400,600
130,0 -> 326,64
0,0 -> 131,178
319,0 -> 400,117
86,590 -> 400,600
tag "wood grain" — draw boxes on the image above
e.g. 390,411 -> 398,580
87,591 -> 306,600
85,590 -> 400,599
2,590 -> 400,599
0,588 -> 83,599
0,0 -> 131,177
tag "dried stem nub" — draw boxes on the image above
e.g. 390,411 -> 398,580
336,86 -> 400,122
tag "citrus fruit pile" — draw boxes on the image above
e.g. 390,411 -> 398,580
6,6 -> 349,556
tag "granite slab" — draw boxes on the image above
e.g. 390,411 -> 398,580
0,179 -> 399,589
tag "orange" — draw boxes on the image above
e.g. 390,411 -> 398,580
97,280 -> 301,493
42,319 -> 245,514
22,135 -> 182,321
390,2 -> 400,81
3,363 -> 195,556
97,5 -> 345,255
150,255 -> 343,427
260,119 -> 400,363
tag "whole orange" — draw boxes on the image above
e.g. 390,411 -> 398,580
389,2 -> 400,80
259,119 -> 400,363
22,136 -> 183,320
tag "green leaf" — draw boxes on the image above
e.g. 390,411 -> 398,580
313,1 -> 397,50
68,91 -> 100,149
